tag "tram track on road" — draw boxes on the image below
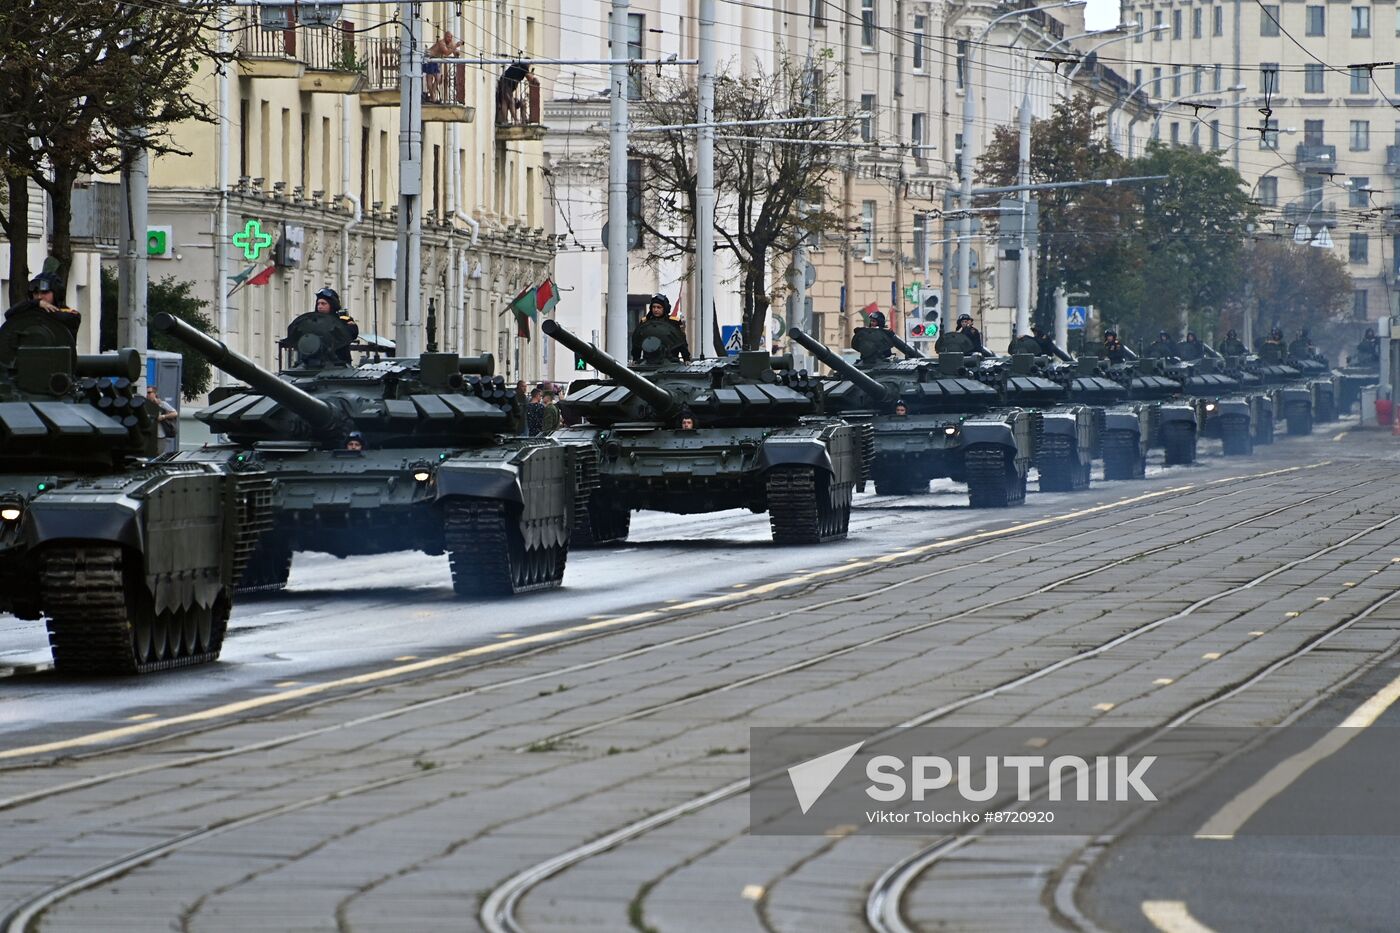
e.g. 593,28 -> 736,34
0,463 -> 1376,933
471,483 -> 1398,932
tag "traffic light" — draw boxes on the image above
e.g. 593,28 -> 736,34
574,352 -> 588,372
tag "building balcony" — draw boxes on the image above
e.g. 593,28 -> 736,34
298,24 -> 368,94
68,181 -> 122,252
1385,206 -> 1400,233
1282,200 -> 1338,229
236,21 -> 305,79
496,74 -> 547,143
1294,143 -> 1337,173
1386,145 -> 1400,177
361,36 -> 474,122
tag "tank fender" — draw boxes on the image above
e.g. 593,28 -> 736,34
25,500 -> 143,552
1158,405 -> 1198,426
1211,398 -> 1252,419
958,420 -> 1016,449
434,462 -> 524,505
757,437 -> 835,475
1102,411 -> 1144,435
1037,413 -> 1081,437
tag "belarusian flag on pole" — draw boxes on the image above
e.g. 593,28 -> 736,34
535,277 -> 559,316
509,284 -> 538,340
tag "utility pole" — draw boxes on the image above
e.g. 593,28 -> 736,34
1054,284 -> 1068,351
696,0 -> 716,357
215,14 -> 232,378
606,0 -> 632,359
892,0 -> 905,340
118,132 -> 149,374
1015,89 -> 1032,338
957,42 -> 975,324
395,0 -> 424,356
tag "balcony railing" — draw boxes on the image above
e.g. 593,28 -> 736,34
496,72 -> 545,140
236,13 -> 299,61
68,181 -> 122,248
300,22 -> 360,74
1295,143 -> 1337,171
363,35 -> 467,105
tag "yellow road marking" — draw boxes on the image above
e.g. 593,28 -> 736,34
393,656 -> 418,661
1094,702 -> 1115,711
125,713 -> 158,722
273,680 -> 302,688
1201,653 -> 1221,660
495,633 -> 517,639
1195,669 -> 1400,840
1332,432 -> 1347,441
1024,737 -> 1049,748
1247,631 -> 1264,637
1143,900 -> 1218,933
1153,678 -> 1174,685
0,464 -> 1324,762
741,884 -> 765,900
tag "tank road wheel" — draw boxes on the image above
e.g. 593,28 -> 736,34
41,545 -> 228,674
571,497 -> 631,547
965,446 -> 1026,508
1161,423 -> 1197,466
445,498 -> 568,597
1220,416 -> 1254,456
238,536 -> 293,594
1285,405 -> 1313,436
767,466 -> 851,545
1036,434 -> 1090,492
1101,431 -> 1146,480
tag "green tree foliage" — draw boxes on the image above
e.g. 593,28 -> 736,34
629,52 -> 858,350
1237,239 -> 1352,340
99,268 -> 214,401
1127,143 -> 1258,338
0,1 -> 231,303
977,96 -> 1143,331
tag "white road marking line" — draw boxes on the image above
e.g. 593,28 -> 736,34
1195,669 -> 1400,840
741,884 -> 765,901
1143,900 -> 1218,933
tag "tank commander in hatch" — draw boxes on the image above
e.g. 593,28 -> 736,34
313,287 -> 358,363
5,272 -> 81,337
630,293 -> 692,363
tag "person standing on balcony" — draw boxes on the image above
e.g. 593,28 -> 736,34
497,61 -> 530,124
425,30 -> 462,102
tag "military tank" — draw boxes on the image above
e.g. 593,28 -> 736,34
0,306 -> 269,674
543,320 -> 868,544
1045,356 -> 1163,481
152,311 -> 577,596
978,353 -> 1096,492
789,326 -> 1035,507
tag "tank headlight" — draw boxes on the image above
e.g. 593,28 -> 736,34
943,425 -> 959,436
0,506 -> 21,522
413,469 -> 433,483
1204,402 -> 1217,412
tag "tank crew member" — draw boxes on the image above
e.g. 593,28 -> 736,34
5,272 -> 81,337
539,389 -> 561,434
1257,326 -> 1286,363
957,313 -> 988,357
937,313 -> 987,356
1355,328 -> 1379,365
314,287 -> 358,363
678,408 -> 697,430
1177,332 -> 1205,361
851,309 -> 896,364
1144,330 -> 1178,359
345,431 -> 365,452
1097,330 -> 1130,363
893,399 -> 909,417
630,293 -> 692,363
1008,329 -> 1043,355
1287,328 -> 1313,361
1219,329 -> 1248,357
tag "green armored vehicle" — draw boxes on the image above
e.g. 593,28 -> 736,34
977,354 -> 1096,492
153,311 -> 578,596
789,326 -> 1035,507
544,319 -> 868,544
0,306 -> 269,673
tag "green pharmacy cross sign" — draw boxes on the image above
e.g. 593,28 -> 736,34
233,219 -> 274,261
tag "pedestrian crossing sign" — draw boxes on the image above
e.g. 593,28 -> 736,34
721,325 -> 744,356
1066,306 -> 1087,330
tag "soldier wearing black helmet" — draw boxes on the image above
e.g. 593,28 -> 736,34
313,287 -> 358,363
1095,329 -> 1130,363
1219,329 -> 1248,357
936,312 -> 986,356
5,272 -> 81,337
1287,328 -> 1313,362
630,293 -> 691,363
1144,330 -> 1178,359
1008,328 -> 1043,355
1177,332 -> 1205,361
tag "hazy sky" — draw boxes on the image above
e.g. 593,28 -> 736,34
1085,0 -> 1121,31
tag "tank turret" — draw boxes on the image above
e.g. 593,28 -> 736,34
153,312 -> 513,447
544,320 -> 819,427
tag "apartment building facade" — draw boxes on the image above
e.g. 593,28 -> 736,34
1120,0 -> 1400,322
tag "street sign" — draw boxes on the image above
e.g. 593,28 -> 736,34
234,219 -> 274,261
1293,224 -> 1311,245
1066,305 -> 1088,330
721,325 -> 744,356
1310,228 -> 1333,249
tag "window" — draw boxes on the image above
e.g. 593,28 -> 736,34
1353,289 -> 1369,320
861,200 -> 876,259
1210,120 -> 1220,150
1214,64 -> 1222,91
1305,63 -> 1325,94
1261,119 -> 1280,149
1193,67 -> 1203,95
1306,5 -> 1325,35
1135,68 -> 1143,89
1154,10 -> 1164,37
913,213 -> 927,267
1351,120 -> 1371,150
1173,67 -> 1182,97
1135,14 -> 1144,42
1352,6 -> 1370,36
956,40 -> 966,90
1153,66 -> 1162,92
911,112 -> 925,157
626,13 -> 644,99
1350,234 -> 1369,263
954,133 -> 963,176
1261,5 -> 1280,36
861,0 -> 875,47
1258,176 -> 1278,206
1351,178 -> 1371,207
1193,6 -> 1202,37
1190,123 -> 1200,149
1351,66 -> 1369,95
1261,64 -> 1279,95
1213,5 -> 1223,36
626,158 -> 643,248
809,0 -> 823,27
1173,8 -> 1183,38
1170,121 -> 1180,145
860,94 -> 876,142
913,16 -> 925,71
1304,119 -> 1325,145
1303,176 -> 1323,204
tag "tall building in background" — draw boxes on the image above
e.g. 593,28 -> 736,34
1119,0 -> 1400,323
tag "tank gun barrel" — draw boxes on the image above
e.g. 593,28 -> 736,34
151,312 -> 344,437
787,327 -> 890,402
885,331 -> 925,359
541,319 -> 680,418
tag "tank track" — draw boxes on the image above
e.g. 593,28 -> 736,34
966,446 -> 1025,508
856,422 -> 876,491
42,546 -> 227,675
445,498 -> 567,596
237,536 -> 294,594
1036,434 -> 1090,492
1313,390 -> 1336,424
767,466 -> 851,544
1161,422 -> 1197,465
1285,403 -> 1313,436
1090,407 -> 1107,460
231,476 -> 276,588
1219,415 -> 1253,456
1253,409 -> 1275,445
1101,430 -> 1145,480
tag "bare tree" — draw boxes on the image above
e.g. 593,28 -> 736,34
630,52 -> 857,350
0,1 -> 232,303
